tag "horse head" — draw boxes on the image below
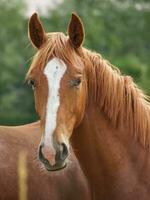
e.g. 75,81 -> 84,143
27,13 -> 87,171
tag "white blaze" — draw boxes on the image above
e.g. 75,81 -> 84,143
43,57 -> 67,153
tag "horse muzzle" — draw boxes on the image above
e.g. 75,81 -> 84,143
38,143 -> 69,171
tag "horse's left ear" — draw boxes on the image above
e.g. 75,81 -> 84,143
68,13 -> 85,48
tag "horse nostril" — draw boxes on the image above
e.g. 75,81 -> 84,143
38,144 -> 49,165
38,144 -> 44,161
60,143 -> 69,160
55,143 -> 69,162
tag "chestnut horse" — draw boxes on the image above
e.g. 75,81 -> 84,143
27,12 -> 150,200
0,121 -> 91,200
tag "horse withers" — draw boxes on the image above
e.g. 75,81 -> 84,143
27,12 -> 150,200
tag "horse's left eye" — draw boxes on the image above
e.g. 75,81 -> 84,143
70,78 -> 81,87
28,79 -> 36,90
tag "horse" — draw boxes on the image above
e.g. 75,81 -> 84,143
27,12 -> 150,200
0,121 -> 91,200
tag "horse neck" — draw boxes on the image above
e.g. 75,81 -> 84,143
71,103 -> 149,199
72,103 -> 129,176
71,51 -> 150,199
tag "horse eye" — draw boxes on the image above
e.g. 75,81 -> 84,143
70,78 -> 81,87
28,79 -> 36,89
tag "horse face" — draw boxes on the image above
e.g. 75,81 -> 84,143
27,13 -> 86,171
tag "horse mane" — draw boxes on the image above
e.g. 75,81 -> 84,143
27,32 -> 150,147
83,49 -> 150,147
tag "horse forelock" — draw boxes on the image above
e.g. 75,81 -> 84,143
26,32 -> 84,78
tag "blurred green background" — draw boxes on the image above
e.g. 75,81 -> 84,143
0,0 -> 150,125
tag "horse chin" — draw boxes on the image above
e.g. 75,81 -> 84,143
44,161 -> 67,172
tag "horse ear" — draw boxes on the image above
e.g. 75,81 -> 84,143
68,13 -> 85,48
28,13 -> 47,49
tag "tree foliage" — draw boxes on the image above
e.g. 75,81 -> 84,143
0,0 -> 149,125
0,0 -> 37,125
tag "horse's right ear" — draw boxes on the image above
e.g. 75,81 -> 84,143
28,13 -> 47,49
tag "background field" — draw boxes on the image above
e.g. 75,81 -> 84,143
0,0 -> 149,125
